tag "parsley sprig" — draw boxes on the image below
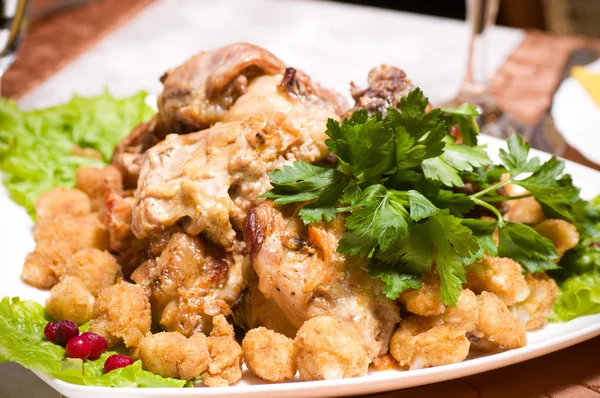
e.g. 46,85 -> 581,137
262,88 -> 583,305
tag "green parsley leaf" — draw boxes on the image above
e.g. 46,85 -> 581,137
423,210 -> 481,305
422,142 -> 491,188
338,185 -> 409,254
516,157 -> 581,223
368,263 -> 421,300
498,134 -> 540,176
430,190 -> 475,216
261,162 -> 349,223
498,222 -> 559,273
421,156 -> 464,187
441,103 -> 481,146
440,143 -> 490,172
378,210 -> 480,305
325,112 -> 395,183
406,190 -> 439,221
461,218 -> 498,257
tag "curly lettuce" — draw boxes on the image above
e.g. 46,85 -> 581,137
0,297 -> 187,387
552,195 -> 600,321
552,272 -> 600,322
0,91 -> 153,217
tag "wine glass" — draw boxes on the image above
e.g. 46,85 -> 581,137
447,0 -> 537,143
0,0 -> 31,95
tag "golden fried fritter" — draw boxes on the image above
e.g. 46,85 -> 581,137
89,282 -> 151,348
534,219 -> 580,260
400,273 -> 445,316
45,276 -> 94,325
466,256 -> 530,306
472,291 -> 526,350
504,197 -> 545,224
202,315 -> 243,387
62,248 -> 121,296
33,213 -> 110,279
389,317 -> 469,369
441,289 -> 479,331
242,327 -> 296,382
139,332 -> 209,380
75,166 -> 123,210
514,272 -> 559,331
21,251 -> 59,289
35,187 -> 91,221
294,316 -> 370,381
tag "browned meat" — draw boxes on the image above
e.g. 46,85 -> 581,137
158,43 -> 286,135
349,65 -> 415,117
233,269 -> 298,338
130,232 -> 246,335
112,121 -> 161,189
244,201 -> 400,360
103,190 -> 149,274
132,70 -> 345,247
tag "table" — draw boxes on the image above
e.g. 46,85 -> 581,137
1,1 -> 599,397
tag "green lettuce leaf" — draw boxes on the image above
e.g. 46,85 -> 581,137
0,91 -> 153,217
552,272 -> 600,322
0,297 -> 186,388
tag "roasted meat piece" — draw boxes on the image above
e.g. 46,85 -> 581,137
130,232 -> 246,335
113,43 -> 304,188
158,42 -> 286,134
244,201 -> 400,360
349,65 -> 415,116
233,269 -> 298,338
132,70 -> 345,247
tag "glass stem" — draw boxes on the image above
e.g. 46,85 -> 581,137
458,0 -> 500,103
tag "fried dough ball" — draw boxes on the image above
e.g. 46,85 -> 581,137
32,213 -> 109,279
62,248 -> 121,296
89,282 -> 151,348
35,187 -> 91,221
294,316 -> 370,381
411,325 -> 470,369
389,317 -> 469,369
471,291 -> 526,350
139,332 -> 209,380
76,166 -> 123,210
202,315 -> 243,387
441,289 -> 479,331
389,316 -> 424,367
466,256 -> 530,306
413,289 -> 479,332
504,197 -> 545,224
400,273 -> 445,316
242,327 -> 296,382
514,272 -> 559,331
45,276 -> 94,325
21,251 -> 59,289
534,219 -> 580,260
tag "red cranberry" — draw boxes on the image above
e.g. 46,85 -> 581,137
54,320 -> 79,346
44,322 -> 58,342
590,242 -> 600,248
104,354 -> 134,373
80,332 -> 108,360
65,336 -> 92,359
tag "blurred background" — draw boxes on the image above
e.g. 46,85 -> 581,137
1,0 -> 600,167
334,0 -> 600,37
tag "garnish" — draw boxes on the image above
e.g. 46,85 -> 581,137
0,297 -> 186,388
0,91 -> 153,217
262,88 -> 583,305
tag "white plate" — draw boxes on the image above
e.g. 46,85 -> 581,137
552,59 -> 600,166
4,135 -> 600,398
